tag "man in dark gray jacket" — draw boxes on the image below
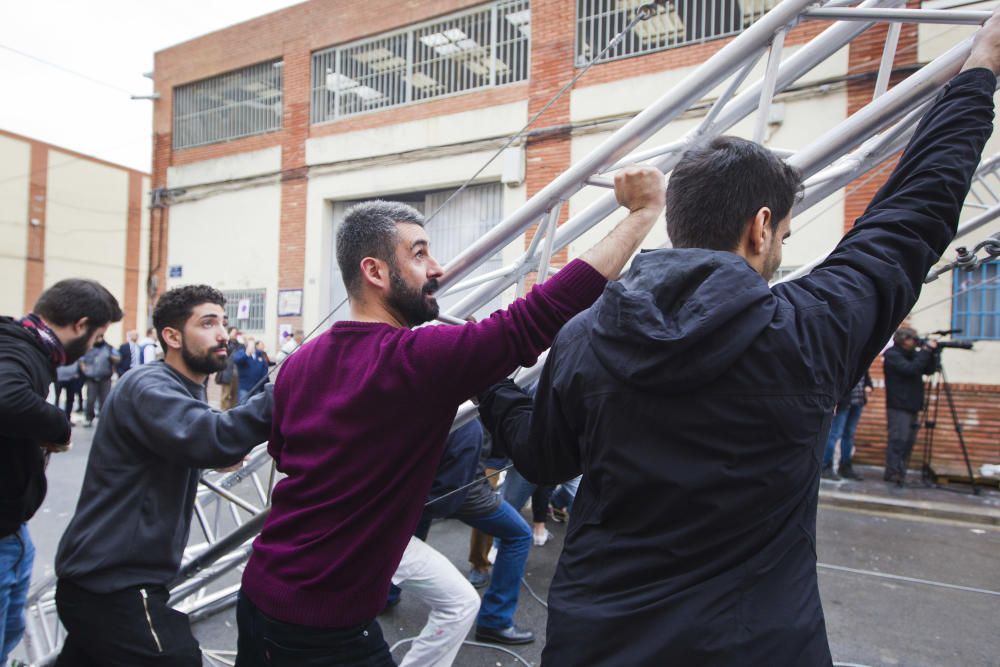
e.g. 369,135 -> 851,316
54,285 -> 271,666
479,15 -> 1000,666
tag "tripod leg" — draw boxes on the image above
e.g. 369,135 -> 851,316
939,369 -> 980,496
919,374 -> 942,486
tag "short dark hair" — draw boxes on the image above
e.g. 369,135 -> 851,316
666,136 -> 802,251
34,279 -> 123,329
336,200 -> 425,297
152,285 -> 226,349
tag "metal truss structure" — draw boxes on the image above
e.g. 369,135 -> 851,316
21,1 -> 1000,664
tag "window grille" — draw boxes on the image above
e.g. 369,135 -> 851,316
952,261 -> 1000,340
221,288 -> 267,332
311,0 -> 529,123
576,0 -> 780,66
173,60 -> 283,149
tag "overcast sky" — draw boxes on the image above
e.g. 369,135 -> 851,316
0,0 -> 304,173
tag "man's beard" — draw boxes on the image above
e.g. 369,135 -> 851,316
761,242 -> 782,283
181,338 -> 228,374
63,332 -> 93,363
388,270 -> 439,327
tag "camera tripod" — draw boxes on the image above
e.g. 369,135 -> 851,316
918,352 -> 980,495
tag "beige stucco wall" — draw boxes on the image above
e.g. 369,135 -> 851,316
166,182 -> 282,349
45,150 -> 130,344
0,135 -> 31,316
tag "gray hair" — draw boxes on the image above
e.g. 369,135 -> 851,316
336,200 -> 425,297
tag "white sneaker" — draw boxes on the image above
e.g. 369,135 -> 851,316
533,528 -> 552,546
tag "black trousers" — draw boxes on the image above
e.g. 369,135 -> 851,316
885,408 -> 920,479
235,592 -> 395,667
54,579 -> 201,666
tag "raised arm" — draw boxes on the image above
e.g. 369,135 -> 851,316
579,166 -> 665,279
777,14 -> 1000,389
411,167 -> 665,403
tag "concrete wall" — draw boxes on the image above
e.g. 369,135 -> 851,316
0,134 -> 30,315
166,180 -> 282,347
45,151 -> 130,344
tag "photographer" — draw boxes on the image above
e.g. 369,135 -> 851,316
883,327 -> 937,486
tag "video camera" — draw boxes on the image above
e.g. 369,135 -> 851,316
917,329 -> 974,351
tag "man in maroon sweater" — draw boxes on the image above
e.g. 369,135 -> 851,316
236,166 -> 665,665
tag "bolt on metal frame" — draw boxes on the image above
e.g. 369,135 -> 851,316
21,1 -> 1000,663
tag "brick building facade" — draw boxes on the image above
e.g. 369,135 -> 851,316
150,0 -> 999,481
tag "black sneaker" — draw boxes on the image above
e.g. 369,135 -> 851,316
839,463 -> 864,481
820,464 -> 840,481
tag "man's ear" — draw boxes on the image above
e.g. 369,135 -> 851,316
161,326 -> 183,351
746,206 -> 773,256
360,257 -> 391,292
70,317 -> 90,337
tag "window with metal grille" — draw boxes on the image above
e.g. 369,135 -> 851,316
311,0 -> 530,123
952,261 -> 1000,340
221,288 -> 267,332
576,0 -> 780,66
173,60 -> 284,149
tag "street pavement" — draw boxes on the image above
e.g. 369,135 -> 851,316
12,417 -> 1000,666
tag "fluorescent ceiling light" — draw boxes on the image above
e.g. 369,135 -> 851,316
352,85 -> 384,101
420,32 -> 450,47
326,72 -> 359,91
352,47 -> 394,63
443,28 -> 467,41
408,72 -> 438,89
505,9 -> 530,26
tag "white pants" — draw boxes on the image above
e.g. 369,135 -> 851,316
391,536 -> 480,667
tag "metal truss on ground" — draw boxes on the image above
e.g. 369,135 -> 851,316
20,1 -> 1000,663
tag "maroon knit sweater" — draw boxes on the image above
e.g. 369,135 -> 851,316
241,259 -> 606,627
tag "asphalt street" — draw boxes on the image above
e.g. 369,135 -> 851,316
12,417 -> 1000,666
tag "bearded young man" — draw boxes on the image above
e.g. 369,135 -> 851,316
478,13 -> 1000,665
234,166 -> 665,665
0,279 -> 122,664
54,285 -> 271,666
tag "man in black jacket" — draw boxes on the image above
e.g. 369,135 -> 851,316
882,327 -> 937,485
0,279 -> 122,664
478,16 -> 1000,666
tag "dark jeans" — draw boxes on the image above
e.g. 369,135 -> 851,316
55,579 -> 201,666
461,500 -> 531,629
235,592 -> 395,667
84,377 -> 112,421
885,408 -> 920,479
823,404 -> 865,467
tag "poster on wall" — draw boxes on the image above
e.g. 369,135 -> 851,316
236,298 -> 251,320
278,289 -> 303,317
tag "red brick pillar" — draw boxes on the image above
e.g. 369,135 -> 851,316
123,172 -> 144,331
23,143 -> 48,311
523,0 -> 575,275
277,43 -> 310,333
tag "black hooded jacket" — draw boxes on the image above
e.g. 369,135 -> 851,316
479,69 -> 996,666
0,316 -> 71,538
